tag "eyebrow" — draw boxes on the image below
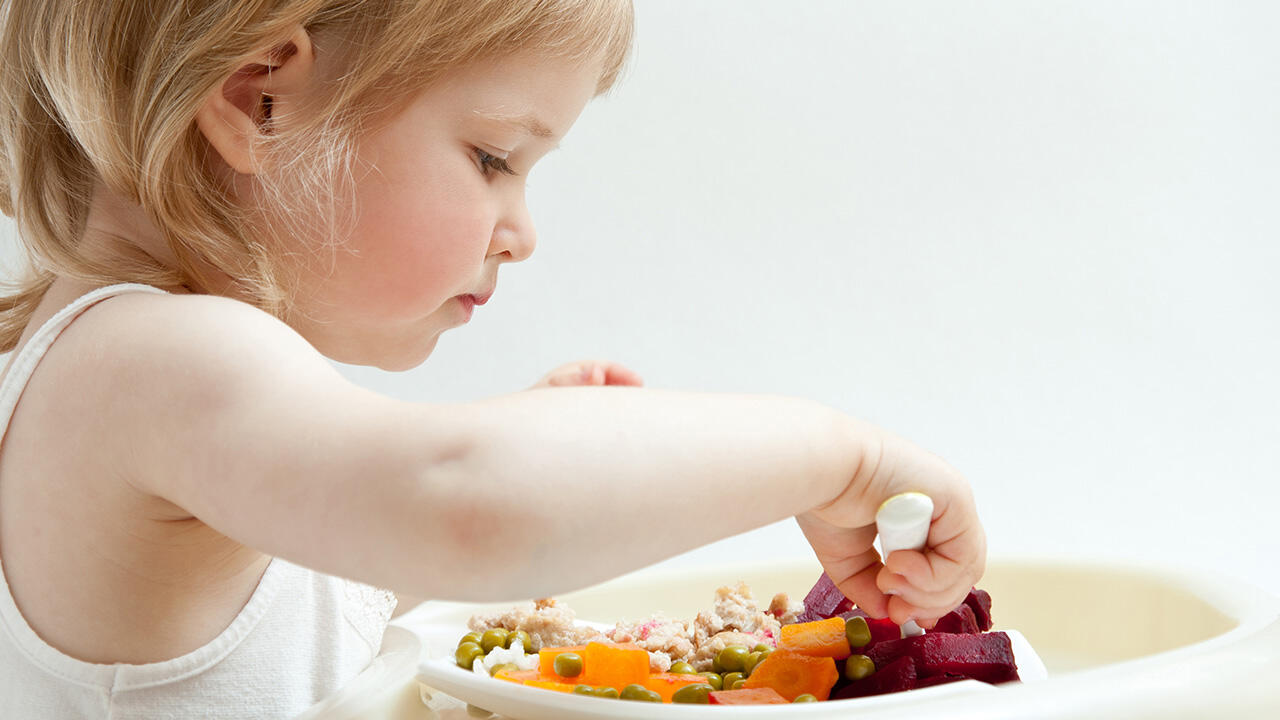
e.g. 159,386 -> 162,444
472,109 -> 556,139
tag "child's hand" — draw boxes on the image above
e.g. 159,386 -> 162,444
795,432 -> 986,628
528,360 -> 644,389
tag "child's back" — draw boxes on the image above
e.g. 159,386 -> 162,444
0,284 -> 396,716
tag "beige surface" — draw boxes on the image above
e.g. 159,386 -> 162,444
312,556 -> 1280,718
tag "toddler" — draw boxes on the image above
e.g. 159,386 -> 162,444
0,1 -> 985,717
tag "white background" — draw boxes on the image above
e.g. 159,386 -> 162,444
3,1 -> 1277,596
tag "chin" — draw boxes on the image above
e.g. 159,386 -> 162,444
322,332 -> 440,372
373,335 -> 439,372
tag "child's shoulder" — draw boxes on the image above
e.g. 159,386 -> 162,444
14,286 -> 342,475
44,287 -> 334,390
9,284 -> 351,507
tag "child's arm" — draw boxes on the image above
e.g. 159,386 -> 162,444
91,294 -> 981,624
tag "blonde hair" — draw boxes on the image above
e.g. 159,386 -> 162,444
0,0 -> 634,351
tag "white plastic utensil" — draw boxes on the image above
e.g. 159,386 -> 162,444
875,491 -> 934,637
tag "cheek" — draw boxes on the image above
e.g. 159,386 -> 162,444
347,160 -> 492,314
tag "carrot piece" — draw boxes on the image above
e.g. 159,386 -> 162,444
741,649 -> 840,702
709,687 -> 790,705
779,616 -> 852,659
524,679 -> 579,693
537,645 -> 587,682
494,668 -> 540,684
580,641 -> 650,691
642,673 -> 709,702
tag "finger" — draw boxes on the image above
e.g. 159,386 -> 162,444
877,570 -> 966,618
832,556 -> 890,620
543,369 -> 586,387
880,550 -> 962,596
603,363 -> 643,386
795,517 -> 888,618
584,364 -> 606,385
876,555 -> 973,613
883,594 -> 962,627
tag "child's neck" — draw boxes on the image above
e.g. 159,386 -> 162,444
77,183 -> 235,298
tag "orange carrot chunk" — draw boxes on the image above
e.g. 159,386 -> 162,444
537,645 -> 587,682
494,668 -> 540,684
580,641 -> 651,691
709,687 -> 791,705
523,679 -> 579,693
742,649 -> 840,702
779,616 -> 853,659
642,673 -> 710,703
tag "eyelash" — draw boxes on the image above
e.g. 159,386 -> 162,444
474,148 -> 517,177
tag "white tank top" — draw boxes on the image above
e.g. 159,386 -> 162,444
0,284 -> 397,718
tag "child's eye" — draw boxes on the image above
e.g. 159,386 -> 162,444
474,148 -> 517,177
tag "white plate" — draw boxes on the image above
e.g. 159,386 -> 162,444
412,617 -> 1050,720
393,556 -> 1280,719
417,654 -> 997,720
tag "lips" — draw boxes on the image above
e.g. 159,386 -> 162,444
456,288 -> 494,320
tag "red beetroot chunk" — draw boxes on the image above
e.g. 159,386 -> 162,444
964,588 -> 993,631
865,632 -> 1019,684
914,674 -> 968,689
831,656 -> 917,700
797,573 -> 854,623
864,616 -> 902,647
927,603 -> 980,635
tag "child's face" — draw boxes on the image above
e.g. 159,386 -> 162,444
286,53 -> 601,370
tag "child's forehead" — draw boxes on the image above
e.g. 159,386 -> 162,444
470,109 -> 555,139
416,54 -> 602,131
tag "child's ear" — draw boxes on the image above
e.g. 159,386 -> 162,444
195,26 -> 314,175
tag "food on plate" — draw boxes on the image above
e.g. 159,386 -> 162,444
709,687 -> 790,705
453,574 -> 1021,705
740,649 -> 841,701
467,584 -> 800,673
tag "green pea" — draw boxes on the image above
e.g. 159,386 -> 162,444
619,684 -> 661,702
671,683 -> 714,704
480,628 -> 510,654
752,643 -> 772,653
717,645 -> 750,673
698,672 -> 723,691
507,630 -> 533,653
459,631 -> 482,647
455,642 -> 483,669
844,654 -> 876,681
793,693 -> 818,703
730,678 -> 746,690
553,652 -> 583,678
742,651 -> 764,676
721,672 -> 745,690
593,687 -> 620,699
846,616 -> 872,649
572,685 -> 595,695
670,661 -> 696,675
489,662 -> 518,678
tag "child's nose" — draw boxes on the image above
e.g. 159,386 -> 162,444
488,196 -> 537,263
